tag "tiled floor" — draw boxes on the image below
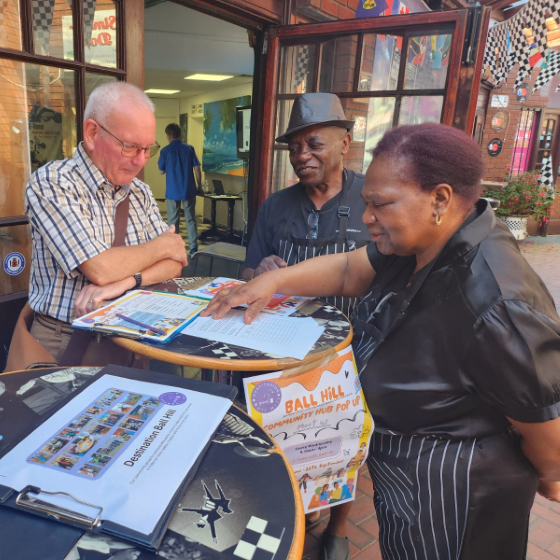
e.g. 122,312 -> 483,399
303,235 -> 560,560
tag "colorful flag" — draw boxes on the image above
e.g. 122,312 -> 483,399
356,0 -> 389,18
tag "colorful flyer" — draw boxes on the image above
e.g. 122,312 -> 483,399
185,277 -> 313,316
243,347 -> 373,513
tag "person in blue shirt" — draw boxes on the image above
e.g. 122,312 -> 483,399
158,123 -> 203,256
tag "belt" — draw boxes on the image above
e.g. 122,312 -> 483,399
36,313 -> 74,335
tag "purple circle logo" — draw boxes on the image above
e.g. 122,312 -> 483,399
159,392 -> 187,405
251,381 -> 282,413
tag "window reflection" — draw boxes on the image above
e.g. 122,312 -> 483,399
32,0 -> 74,59
279,44 -> 316,94
0,0 -> 22,51
86,73 -> 118,103
0,60 -> 76,219
404,35 -> 451,90
359,34 -> 402,92
84,0 -> 118,68
398,96 -> 443,125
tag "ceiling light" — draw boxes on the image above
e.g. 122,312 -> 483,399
184,74 -> 233,81
144,89 -> 180,94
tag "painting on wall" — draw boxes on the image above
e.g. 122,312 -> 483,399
179,113 -> 188,142
202,95 -> 251,175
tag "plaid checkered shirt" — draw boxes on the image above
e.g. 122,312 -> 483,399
25,143 -> 168,323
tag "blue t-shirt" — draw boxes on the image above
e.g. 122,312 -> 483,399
158,140 -> 200,200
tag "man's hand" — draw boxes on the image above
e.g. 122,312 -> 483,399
157,226 -> 188,267
538,480 -> 560,503
200,272 -> 279,324
74,277 -> 135,317
254,255 -> 287,277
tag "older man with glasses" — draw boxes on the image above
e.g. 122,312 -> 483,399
241,93 -> 371,560
25,81 -> 187,367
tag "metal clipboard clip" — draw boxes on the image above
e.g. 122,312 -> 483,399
16,485 -> 103,529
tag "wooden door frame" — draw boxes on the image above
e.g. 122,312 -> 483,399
257,8 -> 489,212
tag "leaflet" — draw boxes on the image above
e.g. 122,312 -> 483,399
0,375 -> 231,536
72,290 -> 207,342
185,277 -> 313,316
183,310 -> 324,359
244,347 -> 373,513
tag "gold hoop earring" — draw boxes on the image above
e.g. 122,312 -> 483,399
435,214 -> 442,226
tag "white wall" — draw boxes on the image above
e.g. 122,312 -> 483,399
180,81 -> 253,231
144,97 -> 181,200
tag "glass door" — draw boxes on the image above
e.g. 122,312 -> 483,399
257,8 -> 488,201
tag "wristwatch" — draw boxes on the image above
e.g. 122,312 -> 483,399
133,272 -> 142,289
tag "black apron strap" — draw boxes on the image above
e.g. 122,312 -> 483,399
59,193 -> 130,367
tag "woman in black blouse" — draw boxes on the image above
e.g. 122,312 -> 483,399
203,123 -> 560,559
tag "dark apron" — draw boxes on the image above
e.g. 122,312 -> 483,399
277,171 -> 359,318
352,257 -> 536,560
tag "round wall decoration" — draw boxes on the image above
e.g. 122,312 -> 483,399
490,111 -> 508,132
487,138 -> 503,157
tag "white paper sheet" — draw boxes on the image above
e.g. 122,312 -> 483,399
182,311 -> 324,359
0,375 -> 231,536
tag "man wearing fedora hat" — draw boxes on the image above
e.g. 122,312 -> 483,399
241,93 -> 370,321
241,93 -> 370,560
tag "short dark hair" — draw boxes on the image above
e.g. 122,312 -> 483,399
165,123 -> 181,139
371,123 -> 484,207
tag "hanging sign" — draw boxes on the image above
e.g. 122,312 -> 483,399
487,138 -> 503,157
4,252 -> 25,276
517,83 -> 530,102
491,95 -> 509,108
490,111 -> 508,132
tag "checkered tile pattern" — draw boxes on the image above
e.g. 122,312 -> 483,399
211,345 -> 241,359
233,516 -> 284,560
83,0 -> 97,46
539,155 -> 555,189
534,51 -> 560,93
294,45 -> 311,94
32,0 -> 55,55
484,0 -> 560,87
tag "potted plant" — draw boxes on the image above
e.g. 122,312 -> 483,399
484,171 -> 554,240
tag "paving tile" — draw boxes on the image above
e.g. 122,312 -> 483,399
353,542 -> 383,560
546,540 -> 560,558
532,502 -> 560,528
358,515 -> 380,539
346,520 -> 378,549
347,495 -> 376,525
529,519 -> 560,550
527,542 -> 559,560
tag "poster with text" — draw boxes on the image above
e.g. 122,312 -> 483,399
244,347 -> 373,513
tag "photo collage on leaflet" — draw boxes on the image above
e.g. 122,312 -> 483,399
26,389 -> 163,480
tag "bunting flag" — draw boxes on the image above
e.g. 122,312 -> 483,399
533,50 -> 560,92
483,0 -> 560,87
356,0 -> 389,18
294,45 -> 311,94
83,0 -> 98,47
32,0 -> 56,55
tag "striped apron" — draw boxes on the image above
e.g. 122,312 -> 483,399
277,172 -> 360,318
352,261 -> 538,559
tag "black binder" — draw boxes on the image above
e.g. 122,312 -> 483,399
0,365 -> 237,552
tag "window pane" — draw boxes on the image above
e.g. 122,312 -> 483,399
33,0 -> 74,59
359,34 -> 402,92
404,35 -> 451,90
0,0 -> 22,50
319,36 -> 358,93
271,149 -> 298,194
84,0 -> 118,68
86,73 -> 118,103
279,44 -> 316,94
0,224 -> 31,296
0,59 -> 77,220
361,97 -> 396,172
398,96 -> 443,126
275,98 -> 295,143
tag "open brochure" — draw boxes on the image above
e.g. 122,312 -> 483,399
184,277 -> 313,316
71,290 -> 207,343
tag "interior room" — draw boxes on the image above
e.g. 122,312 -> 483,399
143,1 -> 254,246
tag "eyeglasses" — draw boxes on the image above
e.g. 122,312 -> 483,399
95,121 -> 160,158
307,210 -> 319,239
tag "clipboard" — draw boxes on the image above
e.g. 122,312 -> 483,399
0,365 -> 237,552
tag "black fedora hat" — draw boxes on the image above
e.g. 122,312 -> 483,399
276,93 -> 355,143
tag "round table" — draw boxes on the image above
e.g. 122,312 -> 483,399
112,278 -> 353,372
0,367 -> 304,560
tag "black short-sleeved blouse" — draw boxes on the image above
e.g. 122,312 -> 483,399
354,199 -> 560,439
